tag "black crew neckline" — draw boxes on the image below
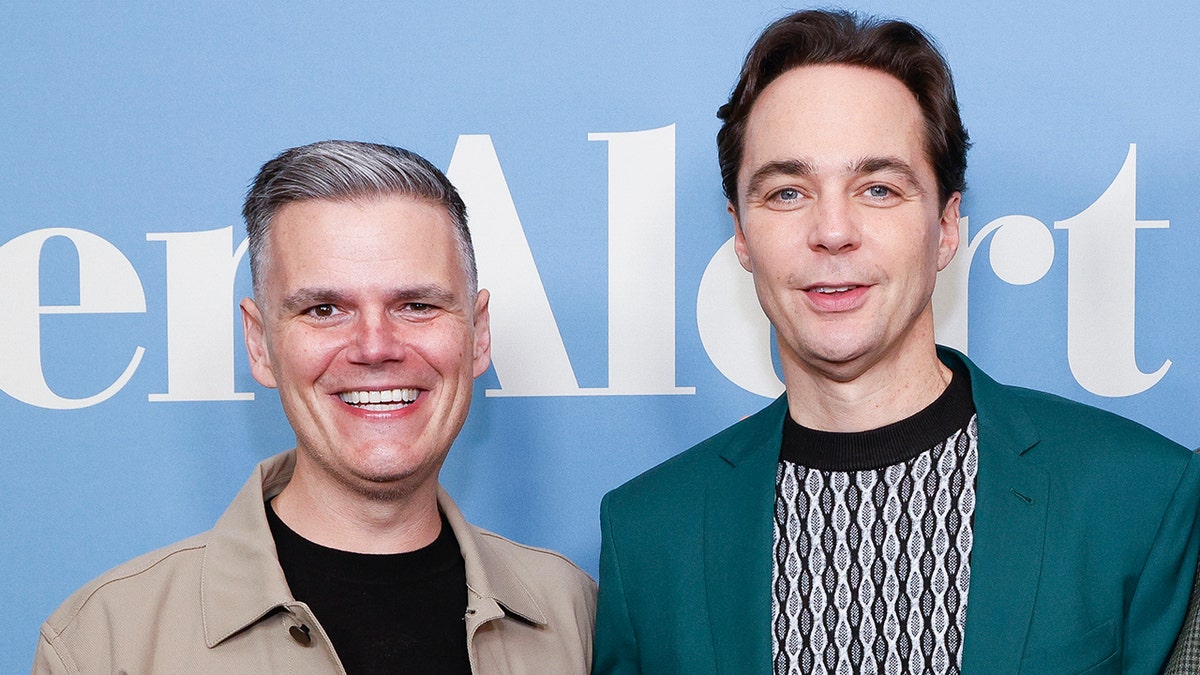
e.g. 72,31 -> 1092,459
780,358 -> 975,472
265,503 -> 460,585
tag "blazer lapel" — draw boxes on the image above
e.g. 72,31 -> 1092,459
949,349 -> 1050,673
703,397 -> 785,674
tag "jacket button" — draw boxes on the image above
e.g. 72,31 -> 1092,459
289,624 -> 312,646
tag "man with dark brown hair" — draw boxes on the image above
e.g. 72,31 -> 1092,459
593,10 -> 1200,674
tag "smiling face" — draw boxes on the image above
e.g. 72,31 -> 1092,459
241,195 -> 490,500
731,64 -> 960,385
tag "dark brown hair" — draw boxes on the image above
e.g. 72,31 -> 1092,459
716,9 -> 969,207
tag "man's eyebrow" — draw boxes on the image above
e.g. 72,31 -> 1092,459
280,288 -> 349,313
850,156 -> 925,192
744,159 -> 816,197
279,285 -> 460,313
388,284 -> 458,306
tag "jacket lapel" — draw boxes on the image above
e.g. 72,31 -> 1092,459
949,349 -> 1050,673
704,397 -> 785,674
439,486 -> 549,629
202,452 -> 304,647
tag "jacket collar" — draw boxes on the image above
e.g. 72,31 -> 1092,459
943,346 -> 1041,458
200,451 -> 299,647
714,395 -> 789,468
198,452 -> 550,647
439,486 -> 550,628
946,347 -> 1050,674
704,396 -> 787,671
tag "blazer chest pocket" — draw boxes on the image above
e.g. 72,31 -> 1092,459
1019,620 -> 1117,674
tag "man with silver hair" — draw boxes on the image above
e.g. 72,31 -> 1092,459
35,140 -> 596,674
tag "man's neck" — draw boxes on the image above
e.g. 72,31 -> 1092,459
271,460 -> 443,555
782,344 -> 952,433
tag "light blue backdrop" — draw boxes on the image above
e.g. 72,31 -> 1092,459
4,2 -> 1198,670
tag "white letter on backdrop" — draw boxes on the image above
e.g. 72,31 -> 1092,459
146,226 -> 254,401
696,237 -> 784,398
0,228 -> 146,409
589,125 -> 693,395
933,215 -> 1055,353
447,134 -> 585,396
1054,144 -> 1170,397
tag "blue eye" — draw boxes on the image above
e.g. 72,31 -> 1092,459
776,188 -> 800,201
866,185 -> 894,198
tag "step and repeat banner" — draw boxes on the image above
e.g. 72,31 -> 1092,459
3,1 -> 1198,668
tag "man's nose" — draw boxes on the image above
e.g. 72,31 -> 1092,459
808,195 -> 861,255
346,312 -> 406,365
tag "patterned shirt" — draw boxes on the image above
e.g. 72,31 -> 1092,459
773,368 -> 978,675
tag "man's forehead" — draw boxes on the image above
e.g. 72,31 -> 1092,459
257,196 -> 463,285
748,66 -> 921,137
739,65 -> 933,183
754,63 -> 917,110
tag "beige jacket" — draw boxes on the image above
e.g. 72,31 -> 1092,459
34,451 -> 596,674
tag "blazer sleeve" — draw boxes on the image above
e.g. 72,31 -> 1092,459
1165,552 -> 1200,673
592,492 -> 641,675
1126,450 -> 1200,672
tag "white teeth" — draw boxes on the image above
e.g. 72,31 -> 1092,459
815,286 -> 854,294
339,388 -> 419,407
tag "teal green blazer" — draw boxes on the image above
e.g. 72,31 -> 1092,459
594,349 -> 1200,674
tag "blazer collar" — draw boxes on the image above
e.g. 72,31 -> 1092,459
705,396 -> 787,672
942,347 -> 1049,673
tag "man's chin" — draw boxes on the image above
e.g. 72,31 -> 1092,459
343,471 -> 428,501
791,344 -> 880,382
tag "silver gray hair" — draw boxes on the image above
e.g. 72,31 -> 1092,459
243,140 -> 475,297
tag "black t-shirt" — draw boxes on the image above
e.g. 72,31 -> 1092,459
266,504 -> 472,675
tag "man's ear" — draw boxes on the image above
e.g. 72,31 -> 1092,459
471,289 -> 492,378
241,297 -> 278,389
730,201 -> 754,272
936,192 -> 963,272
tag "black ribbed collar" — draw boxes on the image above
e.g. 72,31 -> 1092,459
780,358 -> 975,472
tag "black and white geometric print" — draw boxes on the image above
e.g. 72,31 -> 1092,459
772,417 -> 979,675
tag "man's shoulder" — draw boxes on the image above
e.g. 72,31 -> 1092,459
42,531 -> 210,639
470,525 -> 596,595
458,524 -> 596,671
606,397 -> 786,506
1003,380 -> 1164,429
948,347 -> 1190,465
990,380 -> 1189,462
978,375 -> 1200,514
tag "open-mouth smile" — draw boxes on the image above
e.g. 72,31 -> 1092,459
338,388 -> 419,411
